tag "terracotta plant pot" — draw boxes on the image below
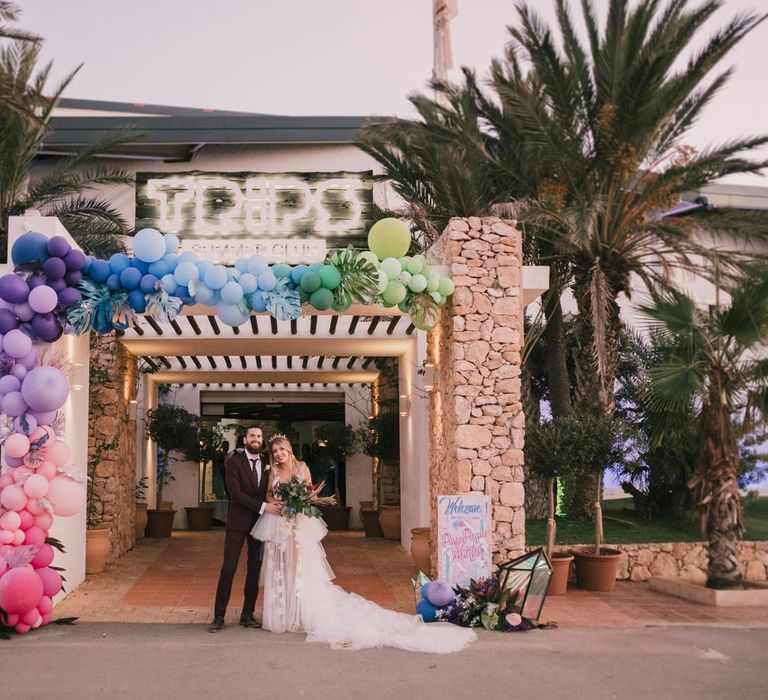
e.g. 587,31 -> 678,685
134,503 -> 148,540
360,507 -> 383,537
158,500 -> 174,511
322,505 -> 351,531
548,552 -> 574,596
410,527 -> 431,573
574,548 -> 622,592
145,509 -> 176,538
378,505 -> 401,540
185,506 -> 214,531
85,524 -> 110,574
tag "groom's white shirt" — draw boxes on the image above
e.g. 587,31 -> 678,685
244,449 -> 266,515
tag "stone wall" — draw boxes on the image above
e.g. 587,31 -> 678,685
430,216 -> 526,566
545,542 -> 768,583
88,334 -> 138,562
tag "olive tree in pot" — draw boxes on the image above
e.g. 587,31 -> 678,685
143,404 -> 199,537
314,422 -> 357,530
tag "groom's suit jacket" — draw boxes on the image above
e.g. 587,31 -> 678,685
224,451 -> 269,533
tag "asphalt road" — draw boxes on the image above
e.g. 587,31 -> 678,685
4,622 -> 767,699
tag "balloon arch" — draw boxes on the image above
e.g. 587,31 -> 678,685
0,219 -> 455,634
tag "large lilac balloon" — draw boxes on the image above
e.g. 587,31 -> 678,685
0,274 -> 30,304
21,366 -> 69,412
2,391 -> 28,417
27,285 -> 58,314
11,232 -> 49,265
3,329 -> 32,358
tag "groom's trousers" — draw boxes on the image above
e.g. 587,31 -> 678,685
214,529 -> 263,618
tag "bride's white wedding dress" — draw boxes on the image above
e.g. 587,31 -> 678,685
251,478 -> 475,653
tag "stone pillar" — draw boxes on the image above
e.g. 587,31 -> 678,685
88,334 -> 138,561
429,216 -> 526,566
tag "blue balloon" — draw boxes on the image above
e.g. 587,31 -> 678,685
164,233 -> 180,254
128,289 -> 147,312
148,260 -> 170,278
133,228 -> 166,263
177,251 -> 199,264
163,253 -> 179,270
139,274 -> 159,294
239,273 -> 258,294
249,291 -> 267,312
308,262 -> 323,273
196,259 -> 213,276
257,271 -> 277,292
220,281 -> 244,304
234,258 -> 249,273
160,274 -> 178,294
106,273 -> 121,291
176,285 -> 194,305
416,600 -> 438,622
120,267 -> 142,290
82,255 -> 93,273
89,259 -> 111,283
11,232 -> 50,265
194,285 -> 218,306
108,253 -> 131,274
174,261 -> 199,286
204,266 -> 228,290
272,264 -> 292,280
290,265 -> 308,285
247,255 -> 269,275
216,302 -> 249,327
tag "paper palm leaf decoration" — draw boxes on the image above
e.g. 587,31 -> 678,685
330,248 -> 379,311
145,288 -> 183,325
409,293 -> 441,330
66,279 -> 134,333
263,278 -> 302,321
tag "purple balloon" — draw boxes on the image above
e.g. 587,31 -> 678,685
2,391 -> 28,417
13,303 -> 34,322
27,276 -> 46,289
0,274 -> 30,304
57,287 -> 82,308
30,409 -> 57,425
4,455 -> 24,468
27,285 -> 58,314
10,364 -> 27,380
19,348 -> 38,371
426,581 -> 455,607
64,270 -> 83,286
49,279 -> 67,293
3,329 -> 32,358
0,308 -> 18,334
30,313 -> 62,343
0,375 -> 21,394
47,236 -> 71,258
42,257 -> 66,281
64,249 -> 86,271
21,366 -> 69,412
13,413 -> 36,435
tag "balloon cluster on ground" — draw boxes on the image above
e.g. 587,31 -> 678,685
416,580 -> 456,622
6,218 -> 455,335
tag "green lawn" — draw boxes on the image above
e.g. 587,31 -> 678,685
525,497 -> 768,545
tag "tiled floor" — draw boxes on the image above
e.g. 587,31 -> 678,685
53,530 -> 768,628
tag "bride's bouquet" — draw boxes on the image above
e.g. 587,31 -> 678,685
275,477 -> 336,519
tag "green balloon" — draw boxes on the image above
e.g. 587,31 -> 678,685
272,263 -> 292,280
308,262 -> 323,273
430,291 -> 443,305
382,280 -> 407,306
399,270 -> 412,285
407,255 -> 426,274
379,257 -> 402,279
438,278 -> 455,297
398,299 -> 410,313
299,288 -> 310,302
358,251 -> 379,267
300,271 -> 322,293
408,274 -> 427,293
310,287 -> 334,310
427,275 -> 440,292
368,218 -> 411,260
376,269 -> 389,294
318,264 -> 342,290
398,256 -> 412,270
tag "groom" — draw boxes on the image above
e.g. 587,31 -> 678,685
209,425 -> 281,632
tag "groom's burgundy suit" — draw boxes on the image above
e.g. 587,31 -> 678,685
213,450 -> 269,620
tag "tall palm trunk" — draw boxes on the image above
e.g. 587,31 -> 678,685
691,373 -> 745,589
541,289 -> 572,419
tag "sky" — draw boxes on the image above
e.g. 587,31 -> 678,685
18,0 -> 768,184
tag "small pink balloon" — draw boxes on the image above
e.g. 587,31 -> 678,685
31,614 -> 43,629
0,565 -> 44,614
0,557 -> 6,576
17,509 -> 34,530
47,475 -> 84,517
4,432 -> 30,459
3,612 -> 20,627
29,426 -> 47,443
0,510 -> 21,530
46,440 -> 70,467
36,461 -> 57,480
12,529 -> 25,545
21,607 -> 41,627
23,473 -> 49,500
25,498 -> 46,515
31,543 -> 54,569
13,466 -> 33,483
23,525 -> 45,546
0,484 -> 27,511
37,567 -> 62,597
14,623 -> 31,634
33,511 -> 53,531
0,473 -> 12,488
0,530 -> 13,545
37,595 -> 53,615
40,612 -> 51,626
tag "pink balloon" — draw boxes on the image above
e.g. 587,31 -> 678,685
37,595 -> 53,615
28,426 -> 47,443
12,529 -> 24,545
47,475 -> 84,517
36,567 -> 62,598
36,461 -> 57,480
23,473 -> 49,499
21,366 -> 70,412
0,484 -> 27,511
31,543 -> 54,569
25,498 -> 46,515
0,565 -> 44,614
4,433 -> 30,459
40,612 -> 51,626
0,511 -> 21,530
17,509 -> 34,530
13,466 -> 33,482
0,530 -> 13,545
33,511 -> 53,531
46,441 -> 70,467
14,623 -> 31,634
3,329 -> 32,359
3,612 -> 19,627
21,607 -> 41,626
0,558 -> 6,576
23,526 -> 45,546
0,473 -> 12,488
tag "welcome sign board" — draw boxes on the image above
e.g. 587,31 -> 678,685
135,171 -> 374,254
437,494 -> 492,587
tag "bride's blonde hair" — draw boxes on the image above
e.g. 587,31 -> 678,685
268,435 -> 305,474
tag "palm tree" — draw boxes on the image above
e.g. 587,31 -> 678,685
0,38 -> 137,258
639,272 -> 768,589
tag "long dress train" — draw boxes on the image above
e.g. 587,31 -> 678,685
252,511 -> 475,653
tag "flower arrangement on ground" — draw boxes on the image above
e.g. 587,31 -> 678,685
274,477 -> 336,519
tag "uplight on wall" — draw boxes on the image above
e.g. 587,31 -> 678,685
128,400 -> 138,420
399,394 -> 410,417
423,362 -> 436,392
71,363 -> 85,391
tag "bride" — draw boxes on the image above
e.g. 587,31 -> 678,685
251,434 -> 475,653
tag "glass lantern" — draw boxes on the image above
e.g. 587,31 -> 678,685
498,548 -> 553,622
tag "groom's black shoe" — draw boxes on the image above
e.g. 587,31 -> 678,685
240,614 -> 261,628
208,616 -> 225,633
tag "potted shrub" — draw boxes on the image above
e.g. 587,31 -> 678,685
183,423 -> 224,531
134,476 -> 149,540
144,404 -> 199,538
314,423 -> 356,530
